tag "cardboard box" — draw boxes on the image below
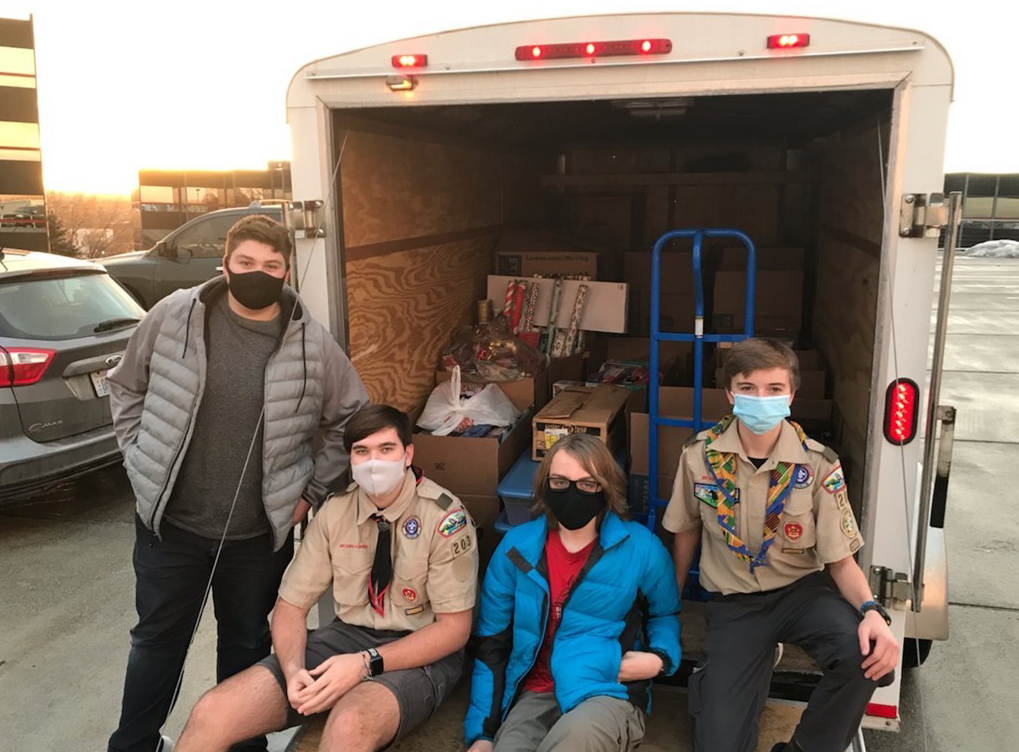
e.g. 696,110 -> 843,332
713,269 -> 803,333
624,251 -> 694,293
532,384 -> 636,460
413,376 -> 535,497
487,276 -> 629,334
629,387 -> 730,493
718,246 -> 805,271
497,250 -> 598,279
598,336 -> 693,386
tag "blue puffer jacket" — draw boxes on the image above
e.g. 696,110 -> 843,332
464,512 -> 681,744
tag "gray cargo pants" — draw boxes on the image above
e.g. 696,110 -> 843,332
493,692 -> 646,752
688,571 -> 894,752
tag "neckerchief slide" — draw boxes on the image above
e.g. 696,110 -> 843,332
702,415 -> 810,573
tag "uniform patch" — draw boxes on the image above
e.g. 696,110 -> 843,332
784,522 -> 803,541
822,464 -> 846,494
850,539 -> 862,554
841,509 -> 858,539
782,548 -> 807,555
405,605 -> 424,616
435,493 -> 454,511
451,535 -> 473,558
834,489 -> 850,511
437,510 -> 468,538
402,516 -> 421,539
793,466 -> 813,489
694,483 -> 735,508
402,587 -> 418,602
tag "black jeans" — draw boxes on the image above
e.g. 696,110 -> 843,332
108,515 -> 294,752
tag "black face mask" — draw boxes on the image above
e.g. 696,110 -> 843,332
227,269 -> 284,310
545,481 -> 606,531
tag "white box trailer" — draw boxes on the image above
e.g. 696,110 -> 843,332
286,12 -> 959,733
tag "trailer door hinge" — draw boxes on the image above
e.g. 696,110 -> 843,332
283,200 -> 326,239
870,566 -> 910,608
900,192 -> 948,238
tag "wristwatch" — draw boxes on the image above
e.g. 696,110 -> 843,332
859,599 -> 892,626
366,647 -> 385,677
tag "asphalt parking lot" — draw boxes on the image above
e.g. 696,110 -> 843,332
0,256 -> 1016,752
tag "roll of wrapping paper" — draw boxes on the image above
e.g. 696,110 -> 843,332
503,279 -> 517,317
543,278 -> 564,354
510,282 -> 526,333
562,284 -> 589,356
521,279 -> 540,332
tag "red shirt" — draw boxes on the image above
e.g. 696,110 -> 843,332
522,529 -> 596,693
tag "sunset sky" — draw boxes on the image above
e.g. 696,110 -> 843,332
4,0 -> 1016,195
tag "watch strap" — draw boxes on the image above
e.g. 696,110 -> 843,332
859,599 -> 892,626
366,647 -> 384,676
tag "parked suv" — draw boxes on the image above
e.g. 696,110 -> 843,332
103,203 -> 283,309
0,248 -> 146,498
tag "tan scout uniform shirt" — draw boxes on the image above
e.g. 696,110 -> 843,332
662,419 -> 864,596
278,469 -> 479,632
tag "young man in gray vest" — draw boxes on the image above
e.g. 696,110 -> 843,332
106,215 -> 370,752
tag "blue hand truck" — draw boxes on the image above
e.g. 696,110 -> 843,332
646,228 -> 758,533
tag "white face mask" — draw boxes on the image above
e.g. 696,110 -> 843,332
351,456 -> 407,498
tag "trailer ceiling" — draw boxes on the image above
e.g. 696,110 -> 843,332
348,89 -> 891,149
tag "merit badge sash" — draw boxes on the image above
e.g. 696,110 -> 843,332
703,415 -> 810,573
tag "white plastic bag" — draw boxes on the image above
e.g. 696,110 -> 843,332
417,366 -> 521,437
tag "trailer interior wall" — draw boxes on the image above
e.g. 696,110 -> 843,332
333,91 -> 891,495
810,118 -> 890,509
334,114 -> 553,411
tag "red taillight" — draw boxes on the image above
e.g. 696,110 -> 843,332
767,33 -> 810,49
515,38 -> 672,61
391,54 -> 427,68
884,378 -> 920,445
0,348 -> 56,387
866,703 -> 898,719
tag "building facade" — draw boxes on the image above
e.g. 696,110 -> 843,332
944,172 -> 1019,248
0,15 -> 46,252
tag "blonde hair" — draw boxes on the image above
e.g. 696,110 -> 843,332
532,434 -> 629,525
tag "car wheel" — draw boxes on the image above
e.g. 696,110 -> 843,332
902,637 -> 932,669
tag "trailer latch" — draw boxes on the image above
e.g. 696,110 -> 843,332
869,566 -> 910,608
899,192 -> 948,238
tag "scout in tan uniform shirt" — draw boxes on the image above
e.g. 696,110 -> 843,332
173,405 -> 479,752
663,339 -> 899,752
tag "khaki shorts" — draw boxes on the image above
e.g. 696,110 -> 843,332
258,619 -> 463,743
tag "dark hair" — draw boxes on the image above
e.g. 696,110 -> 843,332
224,215 -> 292,267
343,405 -> 412,453
532,434 -> 629,525
722,337 -> 800,391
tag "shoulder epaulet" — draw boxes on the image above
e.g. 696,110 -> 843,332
805,437 -> 839,464
415,478 -> 458,510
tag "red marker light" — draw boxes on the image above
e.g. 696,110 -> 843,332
391,54 -> 428,68
883,378 -> 920,445
515,38 -> 671,61
767,33 -> 810,49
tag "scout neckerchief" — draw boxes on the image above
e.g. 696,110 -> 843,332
366,466 -> 425,616
703,415 -> 810,573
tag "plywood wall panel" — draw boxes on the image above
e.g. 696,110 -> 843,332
340,129 -> 503,249
346,235 -> 496,412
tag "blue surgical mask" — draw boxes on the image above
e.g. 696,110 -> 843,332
732,394 -> 791,434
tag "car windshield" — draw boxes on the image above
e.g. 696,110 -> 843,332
0,271 -> 146,340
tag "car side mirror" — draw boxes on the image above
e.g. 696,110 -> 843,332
156,240 -> 176,260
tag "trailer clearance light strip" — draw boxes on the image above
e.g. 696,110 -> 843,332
767,33 -> 810,49
866,703 -> 898,719
391,54 -> 427,68
884,378 -> 920,445
516,38 -> 672,61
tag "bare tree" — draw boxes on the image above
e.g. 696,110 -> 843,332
45,192 -> 135,258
